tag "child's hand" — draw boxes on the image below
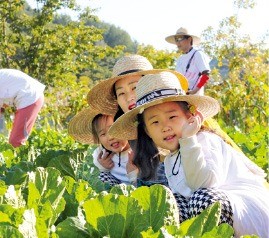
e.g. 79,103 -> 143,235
126,150 -> 138,174
181,115 -> 202,138
97,150 -> 115,169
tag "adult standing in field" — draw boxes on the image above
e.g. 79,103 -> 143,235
165,27 -> 242,152
0,69 -> 45,147
165,27 -> 211,95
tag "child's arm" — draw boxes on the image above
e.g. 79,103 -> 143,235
179,132 -> 224,191
179,116 -> 219,190
126,150 -> 138,185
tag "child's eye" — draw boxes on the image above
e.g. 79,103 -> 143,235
99,133 -> 106,137
152,121 -> 159,125
169,115 -> 177,119
132,86 -> 136,90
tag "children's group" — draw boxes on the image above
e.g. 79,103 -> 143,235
1,27 -> 268,237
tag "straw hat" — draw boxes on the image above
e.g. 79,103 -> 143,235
165,27 -> 201,45
68,107 -> 111,144
87,54 -> 188,114
108,71 -> 220,140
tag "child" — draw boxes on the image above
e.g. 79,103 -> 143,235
87,54 -> 188,186
0,69 -> 45,147
68,107 -> 137,186
108,71 -> 269,237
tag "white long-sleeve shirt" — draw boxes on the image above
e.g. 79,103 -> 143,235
0,69 -> 45,109
92,146 -> 137,185
164,131 -> 269,238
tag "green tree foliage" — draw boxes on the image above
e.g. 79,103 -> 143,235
137,45 -> 178,69
0,0 -> 124,128
200,12 -> 268,170
104,24 -> 138,53
84,19 -> 138,53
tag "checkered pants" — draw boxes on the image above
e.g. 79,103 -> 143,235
99,172 -> 122,186
174,188 -> 233,226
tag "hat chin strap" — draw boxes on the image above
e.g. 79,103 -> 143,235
136,88 -> 184,106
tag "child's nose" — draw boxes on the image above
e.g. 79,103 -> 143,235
162,124 -> 172,132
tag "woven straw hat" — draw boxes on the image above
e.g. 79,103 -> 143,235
165,27 -> 201,45
68,107 -> 111,144
87,54 -> 188,114
108,71 -> 220,140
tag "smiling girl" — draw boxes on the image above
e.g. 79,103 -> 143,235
108,71 -> 269,237
68,107 -> 137,186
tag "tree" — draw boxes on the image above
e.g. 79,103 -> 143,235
0,0 -> 124,128
197,0 -> 268,169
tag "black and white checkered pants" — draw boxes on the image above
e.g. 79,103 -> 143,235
99,171 -> 122,186
174,188 -> 233,226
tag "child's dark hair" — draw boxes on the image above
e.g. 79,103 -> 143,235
133,113 -> 160,180
91,114 -> 103,144
112,83 -> 125,121
114,106 -> 124,121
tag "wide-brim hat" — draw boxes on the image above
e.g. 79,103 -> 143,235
165,27 -> 201,45
68,107 -> 110,144
87,54 -> 189,115
108,71 -> 220,141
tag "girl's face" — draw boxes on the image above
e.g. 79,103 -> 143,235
97,115 -> 130,153
115,75 -> 141,113
143,101 -> 189,153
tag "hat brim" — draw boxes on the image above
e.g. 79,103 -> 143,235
87,69 -> 189,115
68,107 -> 104,144
108,94 -> 220,141
165,34 -> 201,45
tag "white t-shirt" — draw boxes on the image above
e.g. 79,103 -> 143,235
92,146 -> 137,185
0,69 -> 45,109
175,48 -> 210,95
164,131 -> 269,238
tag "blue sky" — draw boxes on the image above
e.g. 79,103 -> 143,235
27,0 -> 268,50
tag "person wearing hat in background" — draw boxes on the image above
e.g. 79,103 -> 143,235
166,27 -> 243,152
0,68 -> 45,147
68,107 -> 138,186
165,27 -> 211,95
108,71 -> 269,237
87,54 -> 188,187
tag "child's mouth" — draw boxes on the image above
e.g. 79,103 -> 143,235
165,135 -> 175,141
128,103 -> 136,110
